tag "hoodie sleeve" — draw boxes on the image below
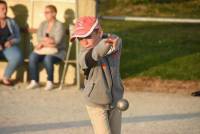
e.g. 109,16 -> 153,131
91,39 -> 111,61
79,36 -> 122,69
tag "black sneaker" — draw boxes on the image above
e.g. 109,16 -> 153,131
191,90 -> 200,97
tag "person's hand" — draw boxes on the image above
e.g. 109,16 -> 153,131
43,37 -> 55,44
4,40 -> 13,48
35,43 -> 44,50
105,35 -> 119,49
28,28 -> 37,33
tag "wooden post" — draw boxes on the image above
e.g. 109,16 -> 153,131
77,0 -> 96,17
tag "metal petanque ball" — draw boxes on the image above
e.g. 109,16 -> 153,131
116,99 -> 129,111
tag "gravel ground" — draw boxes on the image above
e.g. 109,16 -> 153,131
0,84 -> 200,134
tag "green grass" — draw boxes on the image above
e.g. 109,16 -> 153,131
101,20 -> 200,80
99,0 -> 200,80
99,0 -> 200,18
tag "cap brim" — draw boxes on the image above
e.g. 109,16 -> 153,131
70,19 -> 99,42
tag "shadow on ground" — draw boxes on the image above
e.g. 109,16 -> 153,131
1,112 -> 200,134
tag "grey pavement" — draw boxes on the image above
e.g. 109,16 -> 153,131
0,84 -> 200,134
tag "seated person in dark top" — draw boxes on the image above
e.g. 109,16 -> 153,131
0,0 -> 22,85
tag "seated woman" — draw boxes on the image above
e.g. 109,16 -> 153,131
0,0 -> 22,86
27,5 -> 66,90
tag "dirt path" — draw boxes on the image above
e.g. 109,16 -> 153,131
0,84 -> 200,134
124,77 -> 200,94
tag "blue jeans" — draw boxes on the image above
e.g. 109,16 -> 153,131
0,45 -> 23,79
29,52 -> 61,82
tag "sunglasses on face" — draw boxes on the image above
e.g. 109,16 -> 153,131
44,11 -> 52,14
78,35 -> 93,41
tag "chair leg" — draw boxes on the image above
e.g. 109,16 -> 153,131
59,43 -> 72,90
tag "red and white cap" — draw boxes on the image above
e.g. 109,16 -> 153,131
70,16 -> 100,42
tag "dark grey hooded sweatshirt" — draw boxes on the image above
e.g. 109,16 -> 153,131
79,34 -> 124,108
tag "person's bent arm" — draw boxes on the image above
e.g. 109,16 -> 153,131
79,35 -> 122,70
53,23 -> 65,45
36,22 -> 45,45
7,19 -> 21,45
91,39 -> 112,61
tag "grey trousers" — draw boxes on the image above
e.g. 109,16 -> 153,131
86,105 -> 122,134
